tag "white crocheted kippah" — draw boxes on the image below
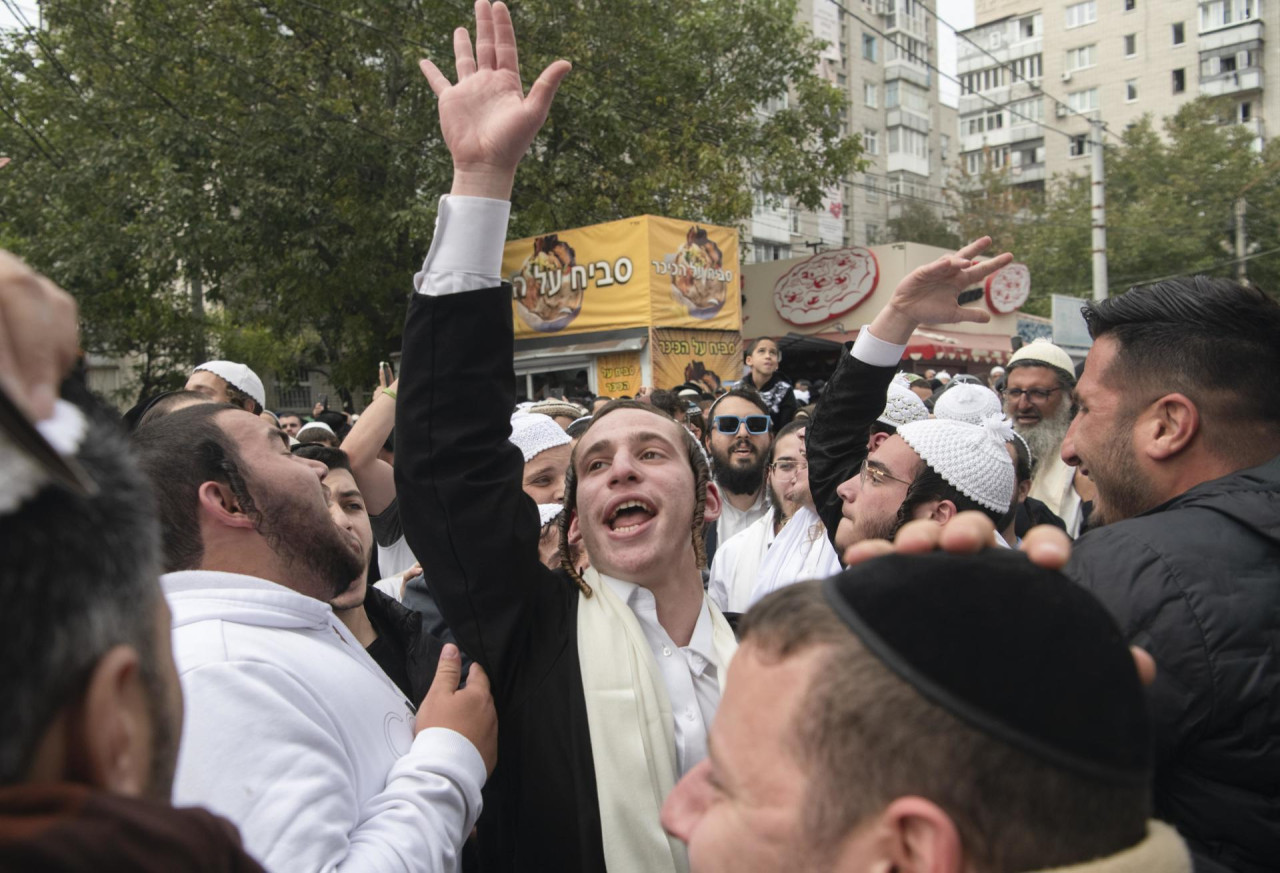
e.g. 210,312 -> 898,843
1008,338 -> 1075,376
192,360 -> 266,407
509,412 -> 571,462
877,381 -> 929,429
298,420 -> 336,436
898,415 -> 1016,513
538,502 -> 564,527
934,383 -> 1003,426
0,400 -> 89,516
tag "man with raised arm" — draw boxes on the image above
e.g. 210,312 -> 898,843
395,5 -> 733,871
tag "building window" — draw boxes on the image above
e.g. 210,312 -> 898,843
865,178 -> 879,202
864,128 -> 879,156
864,81 -> 878,108
1124,34 -> 1137,57
1200,0 -> 1256,32
1067,88 -> 1099,113
940,133 -> 950,161
1239,101 -> 1252,122
885,80 -> 899,108
1065,1 -> 1096,29
967,116 -> 984,136
1125,79 -> 1138,101
1069,134 -> 1091,157
965,152 -> 983,174
1172,68 -> 1186,94
1020,16 -> 1036,38
986,110 -> 1004,129
862,33 -> 878,62
1172,22 -> 1185,45
864,223 -> 879,246
1066,45 -> 1097,71
1124,0 -> 1136,10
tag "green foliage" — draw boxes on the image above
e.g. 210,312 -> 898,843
949,99 -> 1280,316
882,199 -> 960,249
0,0 -> 863,402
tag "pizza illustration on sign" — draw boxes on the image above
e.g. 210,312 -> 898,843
773,247 -> 879,326
984,262 -> 1031,314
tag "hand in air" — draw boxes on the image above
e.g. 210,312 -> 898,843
419,1 -> 571,200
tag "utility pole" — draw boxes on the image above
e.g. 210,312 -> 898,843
1234,197 -> 1248,285
1089,117 -> 1108,301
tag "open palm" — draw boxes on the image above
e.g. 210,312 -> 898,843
890,237 -> 1013,326
420,2 -> 570,194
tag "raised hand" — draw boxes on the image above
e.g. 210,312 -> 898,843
869,237 -> 1014,344
0,251 -> 79,422
419,1 -> 571,201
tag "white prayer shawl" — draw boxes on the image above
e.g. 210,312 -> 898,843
748,505 -> 842,608
1029,452 -> 1084,537
577,567 -> 737,873
707,512 -> 777,613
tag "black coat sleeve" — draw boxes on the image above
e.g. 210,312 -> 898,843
395,286 -> 572,713
805,347 -> 897,548
774,385 -> 797,429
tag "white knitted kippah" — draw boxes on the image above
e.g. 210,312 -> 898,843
298,420 -> 335,436
877,381 -> 929,429
1008,338 -> 1074,376
934,383 -> 1003,426
898,415 -> 1016,514
538,502 -> 564,527
192,360 -> 266,407
509,412 -> 571,462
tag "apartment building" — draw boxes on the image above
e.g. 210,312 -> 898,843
961,0 -> 1275,182
748,0 -> 957,263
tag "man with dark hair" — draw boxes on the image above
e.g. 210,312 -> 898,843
394,7 -> 734,870
278,412 -> 304,438
292,444 -> 445,703
805,241 -> 1016,558
0,252 -> 263,870
703,386 -> 774,557
1061,276 -> 1280,873
185,360 -> 265,416
131,400 -> 495,872
662,544 -> 1191,873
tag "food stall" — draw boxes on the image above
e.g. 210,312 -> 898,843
740,242 -> 1032,381
504,215 -> 742,399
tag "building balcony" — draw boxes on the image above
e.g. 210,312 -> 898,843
884,59 -> 931,90
886,153 -> 931,176
886,108 -> 931,134
1198,19 -> 1263,49
1200,68 -> 1264,96
1009,164 -> 1045,185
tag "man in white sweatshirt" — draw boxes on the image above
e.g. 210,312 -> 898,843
132,401 -> 496,872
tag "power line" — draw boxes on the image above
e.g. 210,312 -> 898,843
913,0 -> 1122,143
1112,245 -> 1280,290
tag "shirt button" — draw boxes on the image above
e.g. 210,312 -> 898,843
662,646 -> 672,657
685,709 -> 697,722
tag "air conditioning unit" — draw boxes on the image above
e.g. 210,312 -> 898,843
1061,70 -> 1073,82
1056,103 -> 1069,118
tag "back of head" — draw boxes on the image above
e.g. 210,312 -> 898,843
2,393 -> 165,788
1084,276 -> 1280,458
741,551 -> 1151,870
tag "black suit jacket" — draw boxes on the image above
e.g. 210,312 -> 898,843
395,286 -> 607,873
805,345 -> 898,550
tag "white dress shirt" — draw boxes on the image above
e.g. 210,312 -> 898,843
716,489 -> 770,546
414,194 -> 722,778
601,575 -> 720,776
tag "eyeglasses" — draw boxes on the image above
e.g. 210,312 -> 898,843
860,459 -> 912,488
713,414 -> 771,436
769,459 -> 808,475
1000,387 -> 1062,403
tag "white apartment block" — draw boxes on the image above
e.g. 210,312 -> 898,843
748,0 -> 957,263
961,0 -> 1275,183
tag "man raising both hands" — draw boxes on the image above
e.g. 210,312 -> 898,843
398,5 -> 731,872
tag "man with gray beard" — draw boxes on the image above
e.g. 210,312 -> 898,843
1002,339 -> 1092,536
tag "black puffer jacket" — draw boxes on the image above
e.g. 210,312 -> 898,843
1064,455 -> 1280,873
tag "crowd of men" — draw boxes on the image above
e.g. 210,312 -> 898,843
2,3 -> 1278,872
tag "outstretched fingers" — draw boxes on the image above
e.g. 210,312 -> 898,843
492,1 -> 520,75
960,250 -> 1014,286
473,0 -> 497,71
453,25 -> 476,81
526,60 -> 573,121
956,236 -> 993,261
419,58 -> 452,96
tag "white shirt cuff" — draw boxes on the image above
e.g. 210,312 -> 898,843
851,327 -> 908,367
413,195 -> 511,296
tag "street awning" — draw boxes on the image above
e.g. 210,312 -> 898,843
793,326 -> 1016,366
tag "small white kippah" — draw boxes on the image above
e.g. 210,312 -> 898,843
934,383 -> 1003,426
0,400 -> 89,516
298,420 -> 336,436
898,414 -> 1016,513
877,381 -> 929,429
538,502 -> 564,527
192,360 -> 266,407
509,412 -> 571,462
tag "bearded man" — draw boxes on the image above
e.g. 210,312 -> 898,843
702,388 -> 773,559
1002,338 -> 1090,536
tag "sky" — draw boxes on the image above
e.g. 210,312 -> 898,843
936,0 -> 977,108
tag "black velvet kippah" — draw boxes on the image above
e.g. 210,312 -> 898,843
821,549 -> 1151,785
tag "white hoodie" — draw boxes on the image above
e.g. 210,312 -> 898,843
164,570 -> 485,873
